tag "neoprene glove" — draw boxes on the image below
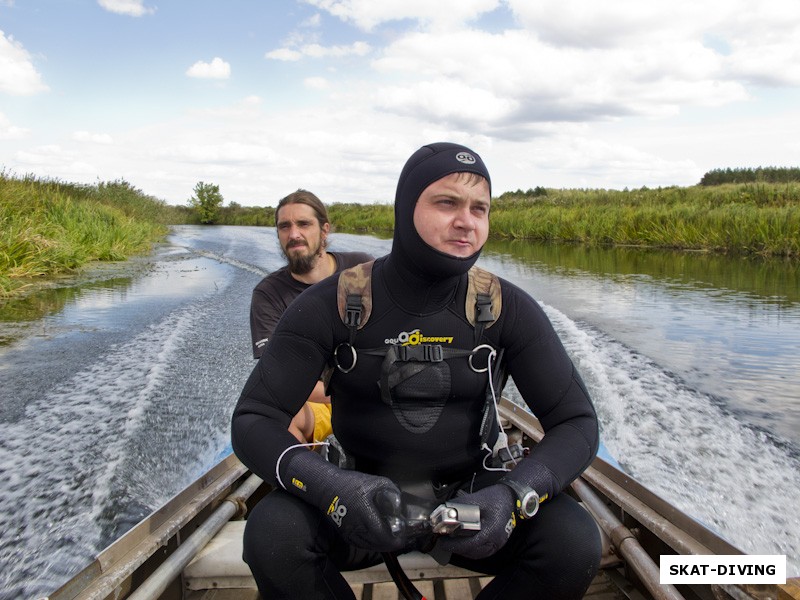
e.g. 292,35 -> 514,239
279,449 -> 407,552
438,483 -> 517,560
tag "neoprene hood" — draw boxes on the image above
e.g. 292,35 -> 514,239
392,142 -> 492,280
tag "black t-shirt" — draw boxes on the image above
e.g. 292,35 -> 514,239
250,251 -> 373,358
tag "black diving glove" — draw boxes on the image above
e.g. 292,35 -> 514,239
438,483 -> 517,560
279,449 -> 407,552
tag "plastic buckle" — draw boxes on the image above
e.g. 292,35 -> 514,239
344,294 -> 362,327
475,293 -> 494,323
425,345 -> 443,362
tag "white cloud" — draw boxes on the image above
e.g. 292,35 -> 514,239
97,99 -> 418,205
367,19 -> 753,138
301,13 -> 322,28
0,31 -> 49,95
184,96 -> 265,121
375,80 -> 517,129
185,57 -> 231,80
304,77 -> 330,90
13,144 -> 98,177
241,95 -> 263,107
266,41 -> 370,61
305,41 -> 370,58
508,0 -> 800,87
97,0 -> 156,17
265,48 -> 303,61
153,142 -> 280,165
508,0 -> 707,48
302,0 -> 500,31
0,111 -> 28,139
72,130 -> 114,144
325,0 -> 800,139
18,143 -> 63,157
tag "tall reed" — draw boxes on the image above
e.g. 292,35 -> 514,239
1,173 -> 170,298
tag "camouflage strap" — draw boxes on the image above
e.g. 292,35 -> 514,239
336,262 -> 501,336
466,266 -> 502,345
337,260 -> 375,343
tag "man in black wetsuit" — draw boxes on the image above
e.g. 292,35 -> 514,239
250,189 -> 372,442
232,143 -> 601,599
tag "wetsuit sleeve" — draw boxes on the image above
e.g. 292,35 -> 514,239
500,281 -> 599,499
234,282 -> 338,482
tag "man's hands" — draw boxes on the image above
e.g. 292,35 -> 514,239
280,450 -> 544,559
438,484 -> 517,560
280,450 -> 406,552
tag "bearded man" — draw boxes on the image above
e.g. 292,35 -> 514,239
250,189 -> 372,442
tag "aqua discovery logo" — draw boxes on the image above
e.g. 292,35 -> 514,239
384,329 -> 454,345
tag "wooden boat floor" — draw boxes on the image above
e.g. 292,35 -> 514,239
183,521 -> 629,600
185,568 -> 627,600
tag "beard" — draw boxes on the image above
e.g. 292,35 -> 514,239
282,239 -> 323,275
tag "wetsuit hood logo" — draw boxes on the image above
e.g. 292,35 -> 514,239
456,151 -> 476,165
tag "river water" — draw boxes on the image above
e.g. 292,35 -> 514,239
0,225 -> 798,598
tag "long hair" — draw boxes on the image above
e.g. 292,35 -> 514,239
275,189 -> 330,229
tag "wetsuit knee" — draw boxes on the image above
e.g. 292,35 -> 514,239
243,491 -> 309,565
519,494 -> 602,599
455,494 -> 601,600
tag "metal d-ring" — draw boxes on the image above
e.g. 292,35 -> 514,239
335,342 -> 358,373
469,344 -> 496,373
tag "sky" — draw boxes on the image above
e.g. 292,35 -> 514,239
2,0 -> 800,207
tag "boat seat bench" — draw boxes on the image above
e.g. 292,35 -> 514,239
183,520 -> 623,600
183,520 -> 492,599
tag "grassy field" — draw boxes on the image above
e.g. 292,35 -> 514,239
488,184 -> 800,255
329,183 -> 800,258
0,173 -> 181,298
2,172 -> 798,299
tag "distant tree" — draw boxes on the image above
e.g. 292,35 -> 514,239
699,167 -> 800,186
189,181 -> 224,224
532,186 -> 548,197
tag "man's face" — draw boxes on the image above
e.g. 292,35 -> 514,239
412,173 -> 490,258
276,203 -> 329,274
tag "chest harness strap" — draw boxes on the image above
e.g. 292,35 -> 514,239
333,261 -> 502,372
331,261 -> 512,454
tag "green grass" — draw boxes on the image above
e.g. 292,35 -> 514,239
325,183 -> 800,258
0,173 -> 177,298
487,184 -> 800,256
3,173 -> 797,300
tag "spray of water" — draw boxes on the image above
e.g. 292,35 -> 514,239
541,302 -> 800,576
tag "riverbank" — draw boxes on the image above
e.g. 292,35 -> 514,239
3,173 -> 798,300
0,174 -> 181,299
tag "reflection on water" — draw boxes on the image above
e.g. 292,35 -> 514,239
0,277 -> 127,322
0,254 -> 159,350
0,253 -> 230,351
481,239 -> 800,450
485,239 -> 800,305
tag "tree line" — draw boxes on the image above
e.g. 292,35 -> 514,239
699,167 -> 800,186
